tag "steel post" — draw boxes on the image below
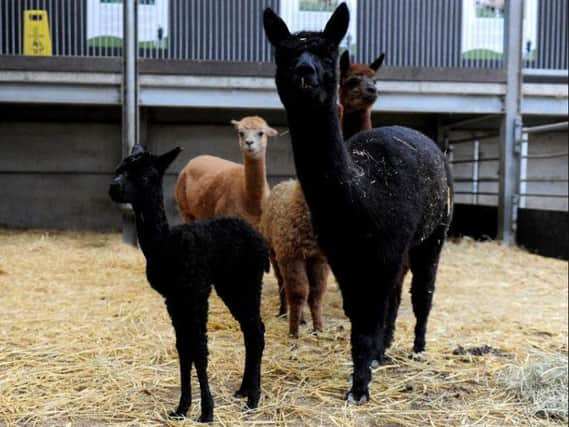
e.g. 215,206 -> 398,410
498,0 -> 524,244
122,0 -> 138,246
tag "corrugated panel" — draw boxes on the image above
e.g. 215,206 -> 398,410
0,0 -> 565,71
356,0 -> 502,68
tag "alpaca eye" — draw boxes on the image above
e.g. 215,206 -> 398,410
257,132 -> 264,137
239,131 -> 245,138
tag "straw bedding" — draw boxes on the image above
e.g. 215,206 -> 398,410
0,230 -> 567,426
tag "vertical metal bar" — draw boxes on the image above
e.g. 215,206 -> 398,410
519,132 -> 528,208
122,0 -> 139,246
63,0 -> 68,56
179,0 -> 183,60
12,0 -> 16,55
162,2 -> 170,59
73,0 -> 77,56
498,0 -> 524,244
472,140 -> 480,204
78,0 -> 83,56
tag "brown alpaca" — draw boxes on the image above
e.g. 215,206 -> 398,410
339,51 -> 384,140
260,180 -> 329,337
259,55 -> 385,338
175,116 -> 277,228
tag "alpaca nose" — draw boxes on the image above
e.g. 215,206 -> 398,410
245,140 -> 255,146
295,52 -> 317,77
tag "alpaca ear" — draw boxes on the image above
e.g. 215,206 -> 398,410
131,143 -> 146,155
370,53 -> 385,72
340,50 -> 351,79
323,3 -> 349,46
265,127 -> 278,137
230,119 -> 241,129
155,147 -> 182,174
263,8 -> 291,46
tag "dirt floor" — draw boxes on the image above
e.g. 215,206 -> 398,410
0,230 -> 567,426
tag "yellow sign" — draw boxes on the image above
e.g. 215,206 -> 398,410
23,10 -> 52,56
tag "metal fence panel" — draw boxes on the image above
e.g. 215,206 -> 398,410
0,0 -> 566,71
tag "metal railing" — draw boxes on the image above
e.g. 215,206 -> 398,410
447,129 -> 500,206
0,0 -> 567,72
519,121 -> 568,211
447,119 -> 568,212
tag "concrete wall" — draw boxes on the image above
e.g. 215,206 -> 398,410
0,119 -> 122,230
1,104 -> 564,231
0,105 -> 298,231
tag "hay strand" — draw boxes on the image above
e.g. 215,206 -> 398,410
0,230 -> 567,426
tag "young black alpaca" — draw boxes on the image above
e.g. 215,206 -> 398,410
264,4 -> 452,403
108,144 -> 267,422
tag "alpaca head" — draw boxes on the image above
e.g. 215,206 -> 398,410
339,51 -> 384,113
109,144 -> 182,204
263,3 -> 349,108
231,116 -> 277,160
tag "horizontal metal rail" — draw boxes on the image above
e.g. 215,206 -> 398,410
454,177 -> 499,183
520,193 -> 568,198
447,133 -> 500,145
523,121 -> 568,134
522,152 -> 569,160
520,178 -> 569,183
454,191 -> 498,196
451,157 -> 499,165
440,114 -> 497,132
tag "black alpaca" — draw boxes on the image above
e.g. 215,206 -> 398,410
264,4 -> 452,403
109,144 -> 267,422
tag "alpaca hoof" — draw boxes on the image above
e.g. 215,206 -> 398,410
246,396 -> 260,410
288,332 -> 299,339
198,413 -> 213,423
371,354 -> 391,369
345,391 -> 369,405
234,389 -> 247,398
410,351 -> 426,361
168,411 -> 186,420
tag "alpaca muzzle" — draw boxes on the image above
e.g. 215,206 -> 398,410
295,52 -> 319,89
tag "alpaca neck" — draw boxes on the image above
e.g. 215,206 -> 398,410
132,188 -> 170,259
342,108 -> 372,140
243,154 -> 268,216
286,100 -> 354,211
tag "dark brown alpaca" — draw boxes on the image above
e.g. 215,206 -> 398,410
339,51 -> 384,140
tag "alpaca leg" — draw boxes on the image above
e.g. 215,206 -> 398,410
346,314 -> 383,404
165,301 -> 194,419
192,329 -> 214,423
382,261 -> 409,352
271,253 -> 287,317
235,317 -> 265,409
214,271 -> 264,410
409,226 -> 446,354
306,257 -> 329,333
169,328 -> 193,419
282,259 -> 309,338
